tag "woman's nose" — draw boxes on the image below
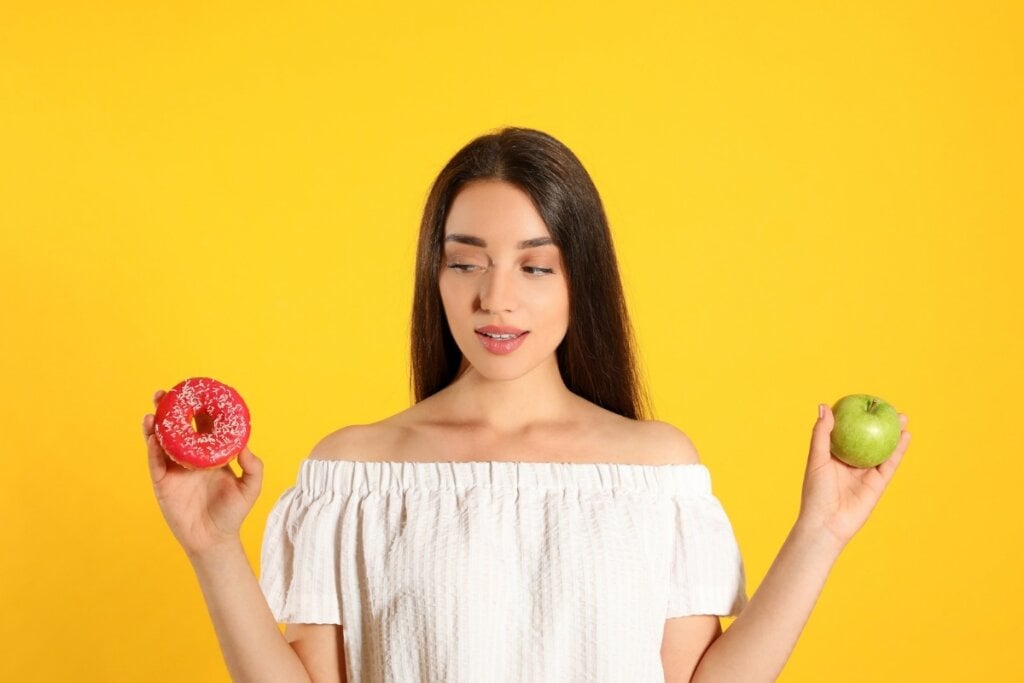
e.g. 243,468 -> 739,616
479,267 -> 517,313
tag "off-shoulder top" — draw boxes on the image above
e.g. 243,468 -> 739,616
259,459 -> 748,682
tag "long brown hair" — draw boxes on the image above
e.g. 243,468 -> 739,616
410,126 -> 653,420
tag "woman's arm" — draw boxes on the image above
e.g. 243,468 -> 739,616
188,539 -> 313,683
690,519 -> 842,682
692,404 -> 912,682
143,388 -> 315,682
285,624 -> 348,683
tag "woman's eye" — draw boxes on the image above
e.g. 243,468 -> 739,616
446,263 -> 553,275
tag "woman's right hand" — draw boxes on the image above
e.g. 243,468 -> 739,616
142,389 -> 264,558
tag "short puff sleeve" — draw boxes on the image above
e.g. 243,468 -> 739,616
666,489 -> 748,618
258,484 -> 345,625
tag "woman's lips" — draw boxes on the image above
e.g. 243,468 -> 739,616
475,325 -> 526,335
476,331 -> 529,355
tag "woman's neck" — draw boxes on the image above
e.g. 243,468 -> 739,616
436,359 -> 581,435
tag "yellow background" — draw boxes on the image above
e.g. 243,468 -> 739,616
2,1 -> 1020,680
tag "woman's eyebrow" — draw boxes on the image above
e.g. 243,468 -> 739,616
444,234 -> 554,249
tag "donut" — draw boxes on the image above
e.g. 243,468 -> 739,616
154,377 -> 251,470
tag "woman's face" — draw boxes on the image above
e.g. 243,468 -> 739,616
439,179 -> 570,382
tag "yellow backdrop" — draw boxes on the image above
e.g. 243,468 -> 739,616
2,1 -> 1020,681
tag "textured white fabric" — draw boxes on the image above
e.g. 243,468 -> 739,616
259,459 -> 748,682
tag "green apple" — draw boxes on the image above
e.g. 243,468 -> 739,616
829,394 -> 901,468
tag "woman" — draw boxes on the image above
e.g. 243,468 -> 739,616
142,127 -> 911,682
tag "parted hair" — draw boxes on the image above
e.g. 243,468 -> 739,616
410,126 -> 653,420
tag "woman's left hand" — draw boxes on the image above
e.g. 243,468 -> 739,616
798,404 -> 912,548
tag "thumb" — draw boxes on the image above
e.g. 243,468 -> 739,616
236,446 -> 263,502
807,403 -> 835,469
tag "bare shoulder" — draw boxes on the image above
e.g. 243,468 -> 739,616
569,399 -> 702,466
308,421 -> 404,462
635,420 -> 702,465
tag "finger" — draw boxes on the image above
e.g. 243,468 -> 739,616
877,429 -> 911,484
808,403 -> 835,470
899,413 -> 908,429
236,446 -> 263,503
145,430 -> 168,483
142,413 -> 154,438
153,389 -> 166,406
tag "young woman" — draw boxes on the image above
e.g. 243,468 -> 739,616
142,127 -> 911,683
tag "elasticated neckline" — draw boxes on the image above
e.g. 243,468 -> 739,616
298,458 -> 712,496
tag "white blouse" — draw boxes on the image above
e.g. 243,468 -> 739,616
259,459 -> 748,682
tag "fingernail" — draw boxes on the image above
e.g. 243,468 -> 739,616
818,404 -> 824,418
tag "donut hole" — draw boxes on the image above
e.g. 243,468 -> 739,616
190,411 -> 216,434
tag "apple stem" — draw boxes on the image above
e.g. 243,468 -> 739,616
867,398 -> 878,413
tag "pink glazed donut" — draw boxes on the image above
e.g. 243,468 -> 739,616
154,377 -> 251,470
